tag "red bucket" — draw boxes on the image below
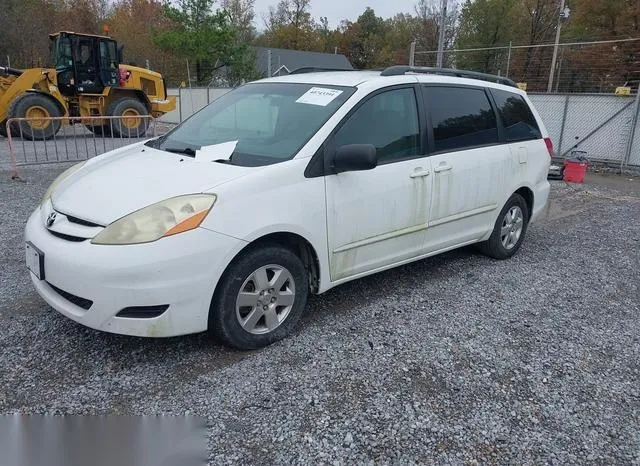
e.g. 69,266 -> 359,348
563,159 -> 588,183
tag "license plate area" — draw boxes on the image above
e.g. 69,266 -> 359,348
26,241 -> 45,280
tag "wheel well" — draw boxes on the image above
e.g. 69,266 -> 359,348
107,89 -> 151,112
241,232 -> 321,293
515,187 -> 534,218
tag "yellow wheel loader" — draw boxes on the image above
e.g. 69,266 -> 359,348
0,31 -> 176,140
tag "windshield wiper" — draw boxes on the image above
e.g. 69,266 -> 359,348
164,147 -> 197,157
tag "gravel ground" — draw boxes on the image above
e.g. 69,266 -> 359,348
1,166 -> 639,465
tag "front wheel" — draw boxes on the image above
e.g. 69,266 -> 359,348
479,193 -> 529,260
9,93 -> 62,140
208,245 -> 309,350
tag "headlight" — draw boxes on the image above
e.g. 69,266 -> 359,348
42,161 -> 86,204
91,194 -> 216,245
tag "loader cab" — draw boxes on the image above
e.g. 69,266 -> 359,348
49,32 -> 120,96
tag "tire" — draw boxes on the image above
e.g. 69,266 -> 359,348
85,124 -> 112,137
0,120 -> 7,137
107,98 -> 149,138
479,193 -> 530,260
9,93 -> 62,140
208,245 -> 309,350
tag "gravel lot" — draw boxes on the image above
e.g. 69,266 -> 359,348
1,166 -> 639,464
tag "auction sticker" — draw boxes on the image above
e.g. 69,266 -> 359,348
296,87 -> 343,106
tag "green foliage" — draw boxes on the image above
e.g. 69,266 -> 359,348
154,0 -> 258,85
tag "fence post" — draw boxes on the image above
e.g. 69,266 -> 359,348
6,121 -> 22,180
623,90 -> 640,169
558,94 -> 570,154
505,41 -> 512,78
178,87 -> 183,123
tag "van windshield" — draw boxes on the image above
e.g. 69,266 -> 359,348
148,82 -> 355,166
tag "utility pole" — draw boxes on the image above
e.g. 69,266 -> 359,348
436,0 -> 447,68
409,41 -> 416,67
547,0 -> 566,92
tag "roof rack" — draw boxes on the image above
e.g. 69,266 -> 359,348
380,66 -> 517,88
289,67 -> 356,75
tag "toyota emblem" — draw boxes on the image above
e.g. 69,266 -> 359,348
46,212 -> 57,227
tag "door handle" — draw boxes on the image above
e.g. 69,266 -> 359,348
410,169 -> 431,178
434,163 -> 452,173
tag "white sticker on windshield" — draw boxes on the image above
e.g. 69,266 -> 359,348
296,87 -> 343,106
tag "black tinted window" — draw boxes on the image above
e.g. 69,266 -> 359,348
335,88 -> 419,163
492,89 -> 542,141
425,86 -> 498,152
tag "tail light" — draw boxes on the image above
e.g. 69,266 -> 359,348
544,137 -> 554,157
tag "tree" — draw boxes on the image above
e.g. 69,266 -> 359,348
412,0 -> 459,66
109,0 -> 178,74
455,0 -> 519,73
221,0 -> 256,43
338,8 -> 389,69
155,0 -> 257,85
263,0 -> 318,50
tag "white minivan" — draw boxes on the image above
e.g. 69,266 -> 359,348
25,66 -> 552,349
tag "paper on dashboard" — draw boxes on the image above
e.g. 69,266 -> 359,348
195,140 -> 238,162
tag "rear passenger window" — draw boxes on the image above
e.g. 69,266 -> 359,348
491,89 -> 542,142
424,86 -> 498,152
334,88 -> 420,163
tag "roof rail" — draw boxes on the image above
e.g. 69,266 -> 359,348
381,66 -> 517,88
289,67 -> 356,75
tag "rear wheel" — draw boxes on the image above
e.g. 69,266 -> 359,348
9,93 -> 62,140
208,245 -> 309,350
107,98 -> 149,138
479,193 -> 529,260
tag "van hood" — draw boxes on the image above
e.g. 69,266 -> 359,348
51,143 -> 254,225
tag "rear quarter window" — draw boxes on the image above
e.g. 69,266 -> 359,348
424,86 -> 499,153
491,89 -> 542,142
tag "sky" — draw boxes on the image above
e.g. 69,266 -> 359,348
252,0 -> 419,29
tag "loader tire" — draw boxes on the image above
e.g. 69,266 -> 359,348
0,120 -> 7,137
107,98 -> 150,138
9,93 -> 62,140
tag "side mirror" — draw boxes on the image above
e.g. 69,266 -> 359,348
333,144 -> 377,174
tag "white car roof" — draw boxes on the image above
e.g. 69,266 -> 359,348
257,69 -> 527,97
